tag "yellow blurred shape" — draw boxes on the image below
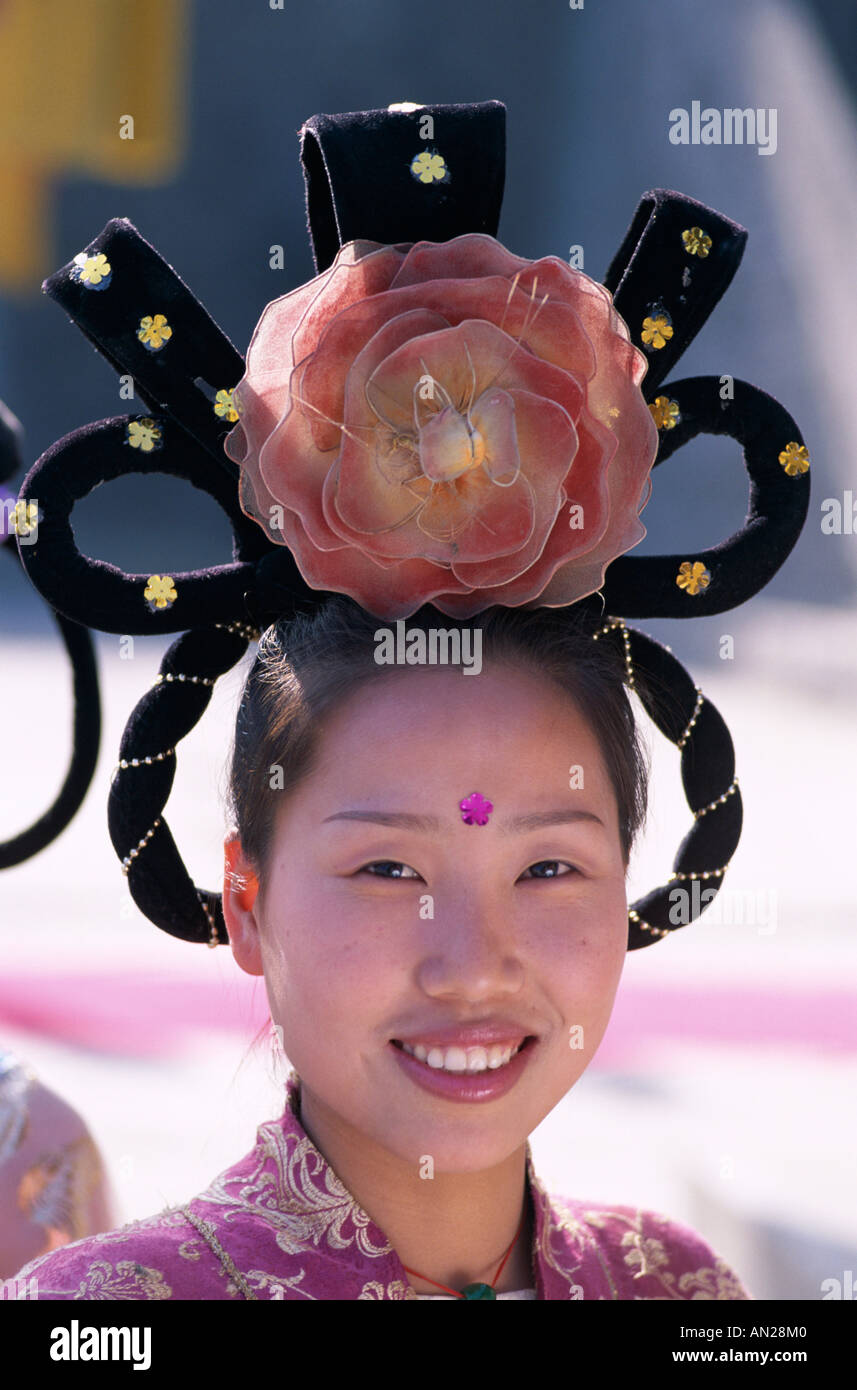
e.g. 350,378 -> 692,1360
0,0 -> 191,292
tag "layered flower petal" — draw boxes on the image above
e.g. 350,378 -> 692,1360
225,233 -> 659,620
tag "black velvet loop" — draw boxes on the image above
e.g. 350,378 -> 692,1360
42,218 -> 246,477
679,699 -> 737,816
300,102 -> 506,274
17,417 -> 266,633
0,397 -> 23,485
107,625 -> 250,944
602,376 -> 810,618
622,625 -> 743,949
126,814 -> 226,948
245,546 -> 331,631
604,189 -> 747,394
0,534 -> 101,867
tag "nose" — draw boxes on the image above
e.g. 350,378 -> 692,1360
415,887 -> 525,1001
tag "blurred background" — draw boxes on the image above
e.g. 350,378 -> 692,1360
0,0 -> 855,1299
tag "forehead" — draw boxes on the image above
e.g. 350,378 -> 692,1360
300,660 -> 614,799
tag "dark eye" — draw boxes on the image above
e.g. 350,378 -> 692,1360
361,861 -> 421,880
519,860 -> 579,880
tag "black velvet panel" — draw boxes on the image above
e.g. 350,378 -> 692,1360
0,539 -> 101,867
603,377 -> 810,618
0,396 -> 22,485
300,102 -> 506,273
604,188 -> 747,394
107,625 -> 249,944
625,628 -> 743,949
20,416 -> 263,635
1,401 -> 101,866
42,217 -> 245,474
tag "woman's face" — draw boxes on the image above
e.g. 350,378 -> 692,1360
224,661 -> 629,1173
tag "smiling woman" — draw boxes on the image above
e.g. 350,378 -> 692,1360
9,95 -> 808,1304
221,597 -> 646,1293
11,599 -> 750,1301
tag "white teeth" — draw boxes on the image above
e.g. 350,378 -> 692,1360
442,1046 -> 468,1072
399,1040 -> 524,1073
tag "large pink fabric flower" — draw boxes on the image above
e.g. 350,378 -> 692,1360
224,233 -> 657,620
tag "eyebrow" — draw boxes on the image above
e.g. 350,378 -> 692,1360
322,809 -> 606,833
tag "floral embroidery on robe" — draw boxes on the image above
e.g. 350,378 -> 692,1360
9,1072 -> 751,1301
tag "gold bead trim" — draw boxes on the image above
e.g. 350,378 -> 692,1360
152,671 -> 215,687
693,777 -> 739,819
215,619 -> 261,641
630,861 -> 732,939
113,622 -> 260,940
591,617 -> 635,688
179,1206 -> 257,1300
667,865 -> 730,882
677,687 -> 704,749
121,818 -> 162,874
628,908 -> 670,941
197,890 -> 220,949
592,618 -> 736,942
592,621 -> 706,752
114,758 -> 220,942
114,748 -> 176,773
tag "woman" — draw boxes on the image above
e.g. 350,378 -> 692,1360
10,599 -> 748,1299
9,102 -> 808,1297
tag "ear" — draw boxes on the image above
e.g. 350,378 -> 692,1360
223,833 -> 264,977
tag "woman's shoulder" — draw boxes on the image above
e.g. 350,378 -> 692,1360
7,1204 -> 223,1301
545,1192 -> 751,1300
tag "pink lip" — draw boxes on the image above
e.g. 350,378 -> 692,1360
391,1021 -> 536,1049
389,1036 -> 537,1103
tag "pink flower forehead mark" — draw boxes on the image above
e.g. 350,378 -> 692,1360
459,792 -> 493,826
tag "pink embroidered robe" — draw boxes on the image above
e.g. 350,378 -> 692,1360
10,1072 -> 750,1300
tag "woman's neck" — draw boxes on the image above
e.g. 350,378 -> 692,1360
298,1085 -> 535,1295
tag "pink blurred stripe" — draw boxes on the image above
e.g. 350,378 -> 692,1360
0,973 -> 270,1056
0,973 -> 854,1059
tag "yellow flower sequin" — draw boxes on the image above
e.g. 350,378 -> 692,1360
9,499 -> 39,536
73,252 -> 112,287
641,314 -> 673,349
676,561 -> 711,596
410,150 -> 447,184
681,227 -> 712,258
137,315 -> 172,351
126,419 -> 162,452
778,441 -> 809,476
144,575 -> 177,609
214,389 -> 239,423
649,396 -> 681,430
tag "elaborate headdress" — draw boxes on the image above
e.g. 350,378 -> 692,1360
14,101 -> 809,948
0,397 -> 100,867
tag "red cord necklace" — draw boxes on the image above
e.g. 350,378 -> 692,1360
402,1209 -> 527,1300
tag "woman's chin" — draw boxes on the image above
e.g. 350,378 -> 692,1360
376,1125 -> 530,1176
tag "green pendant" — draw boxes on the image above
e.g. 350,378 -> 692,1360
460,1282 -> 496,1300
